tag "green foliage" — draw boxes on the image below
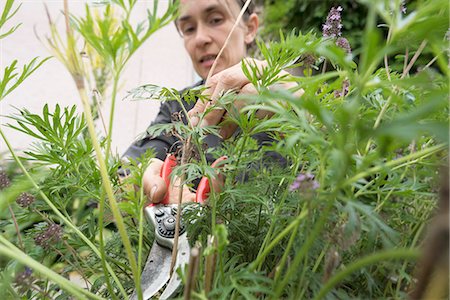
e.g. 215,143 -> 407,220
0,0 -> 51,101
1,0 -> 448,299
261,0 -> 418,51
71,0 -> 178,75
0,56 -> 51,101
0,0 -> 21,39
262,0 -> 369,47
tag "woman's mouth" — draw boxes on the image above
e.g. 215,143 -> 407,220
199,55 -> 217,68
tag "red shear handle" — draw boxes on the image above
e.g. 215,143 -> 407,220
196,156 -> 227,204
158,154 -> 177,205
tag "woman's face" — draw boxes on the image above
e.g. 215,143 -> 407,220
177,0 -> 258,79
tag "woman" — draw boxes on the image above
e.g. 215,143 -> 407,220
123,0 -> 294,203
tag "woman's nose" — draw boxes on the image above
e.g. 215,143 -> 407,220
193,23 -> 212,47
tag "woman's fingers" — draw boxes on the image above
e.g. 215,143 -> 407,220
170,176 -> 197,203
141,158 -> 227,204
188,60 -> 262,126
143,158 -> 197,204
143,158 -> 168,204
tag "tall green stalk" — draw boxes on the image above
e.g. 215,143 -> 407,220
251,209 -> 308,271
136,178 -> 147,300
104,74 -> 119,162
76,82 -> 141,297
97,189 -> 118,299
272,197 -> 335,298
254,158 -> 302,271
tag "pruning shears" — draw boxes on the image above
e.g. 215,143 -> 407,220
132,154 -> 226,300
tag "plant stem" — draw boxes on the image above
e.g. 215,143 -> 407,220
384,27 -> 393,81
76,82 -> 140,297
251,209 -> 307,271
346,143 -> 445,187
395,204 -> 429,295
51,245 -> 91,288
273,198 -> 334,298
402,40 -> 427,78
404,48 -> 409,74
62,8 -> 139,293
235,134 -> 248,174
59,4 -> 123,295
105,74 -> 119,161
273,218 -> 300,283
0,237 -> 104,300
366,40 -> 427,152
321,60 -> 327,74
206,0 -> 253,82
313,248 -> 420,300
170,140 -> 189,276
136,179 -> 146,300
255,159 -> 301,270
184,245 -> 201,300
97,189 -> 118,300
0,127 -> 127,298
8,205 -> 24,250
204,235 -> 217,294
421,55 -> 439,71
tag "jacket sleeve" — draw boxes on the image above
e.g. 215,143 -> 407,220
122,100 -> 179,162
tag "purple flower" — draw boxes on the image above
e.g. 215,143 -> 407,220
34,223 -> 63,249
16,192 -> 35,208
334,79 -> 350,98
14,267 -> 34,294
289,172 -> 320,192
336,37 -> 352,54
390,1 -> 407,15
400,0 -> 407,14
0,171 -> 11,190
323,6 -> 343,38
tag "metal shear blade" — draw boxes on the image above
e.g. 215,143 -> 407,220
159,234 -> 190,299
131,242 -> 171,300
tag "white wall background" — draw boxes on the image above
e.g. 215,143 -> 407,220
0,0 -> 196,158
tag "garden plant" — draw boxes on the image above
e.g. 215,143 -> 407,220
0,0 -> 448,299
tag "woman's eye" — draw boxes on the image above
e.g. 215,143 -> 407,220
209,17 -> 224,25
182,26 -> 195,35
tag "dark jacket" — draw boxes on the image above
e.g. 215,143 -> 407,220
123,81 -> 205,162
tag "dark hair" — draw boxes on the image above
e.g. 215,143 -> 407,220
237,0 -> 256,19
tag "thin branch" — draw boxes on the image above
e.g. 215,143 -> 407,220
93,90 -> 108,135
421,55 -> 439,71
403,48 -> 409,74
204,235 -> 217,294
184,244 -> 201,300
402,40 -> 427,78
206,0 -> 253,82
8,205 -> 24,250
170,136 -> 191,276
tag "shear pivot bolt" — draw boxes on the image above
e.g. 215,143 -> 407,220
163,217 -> 176,231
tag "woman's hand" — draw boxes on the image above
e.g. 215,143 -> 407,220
143,158 -> 196,204
188,59 -> 303,139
